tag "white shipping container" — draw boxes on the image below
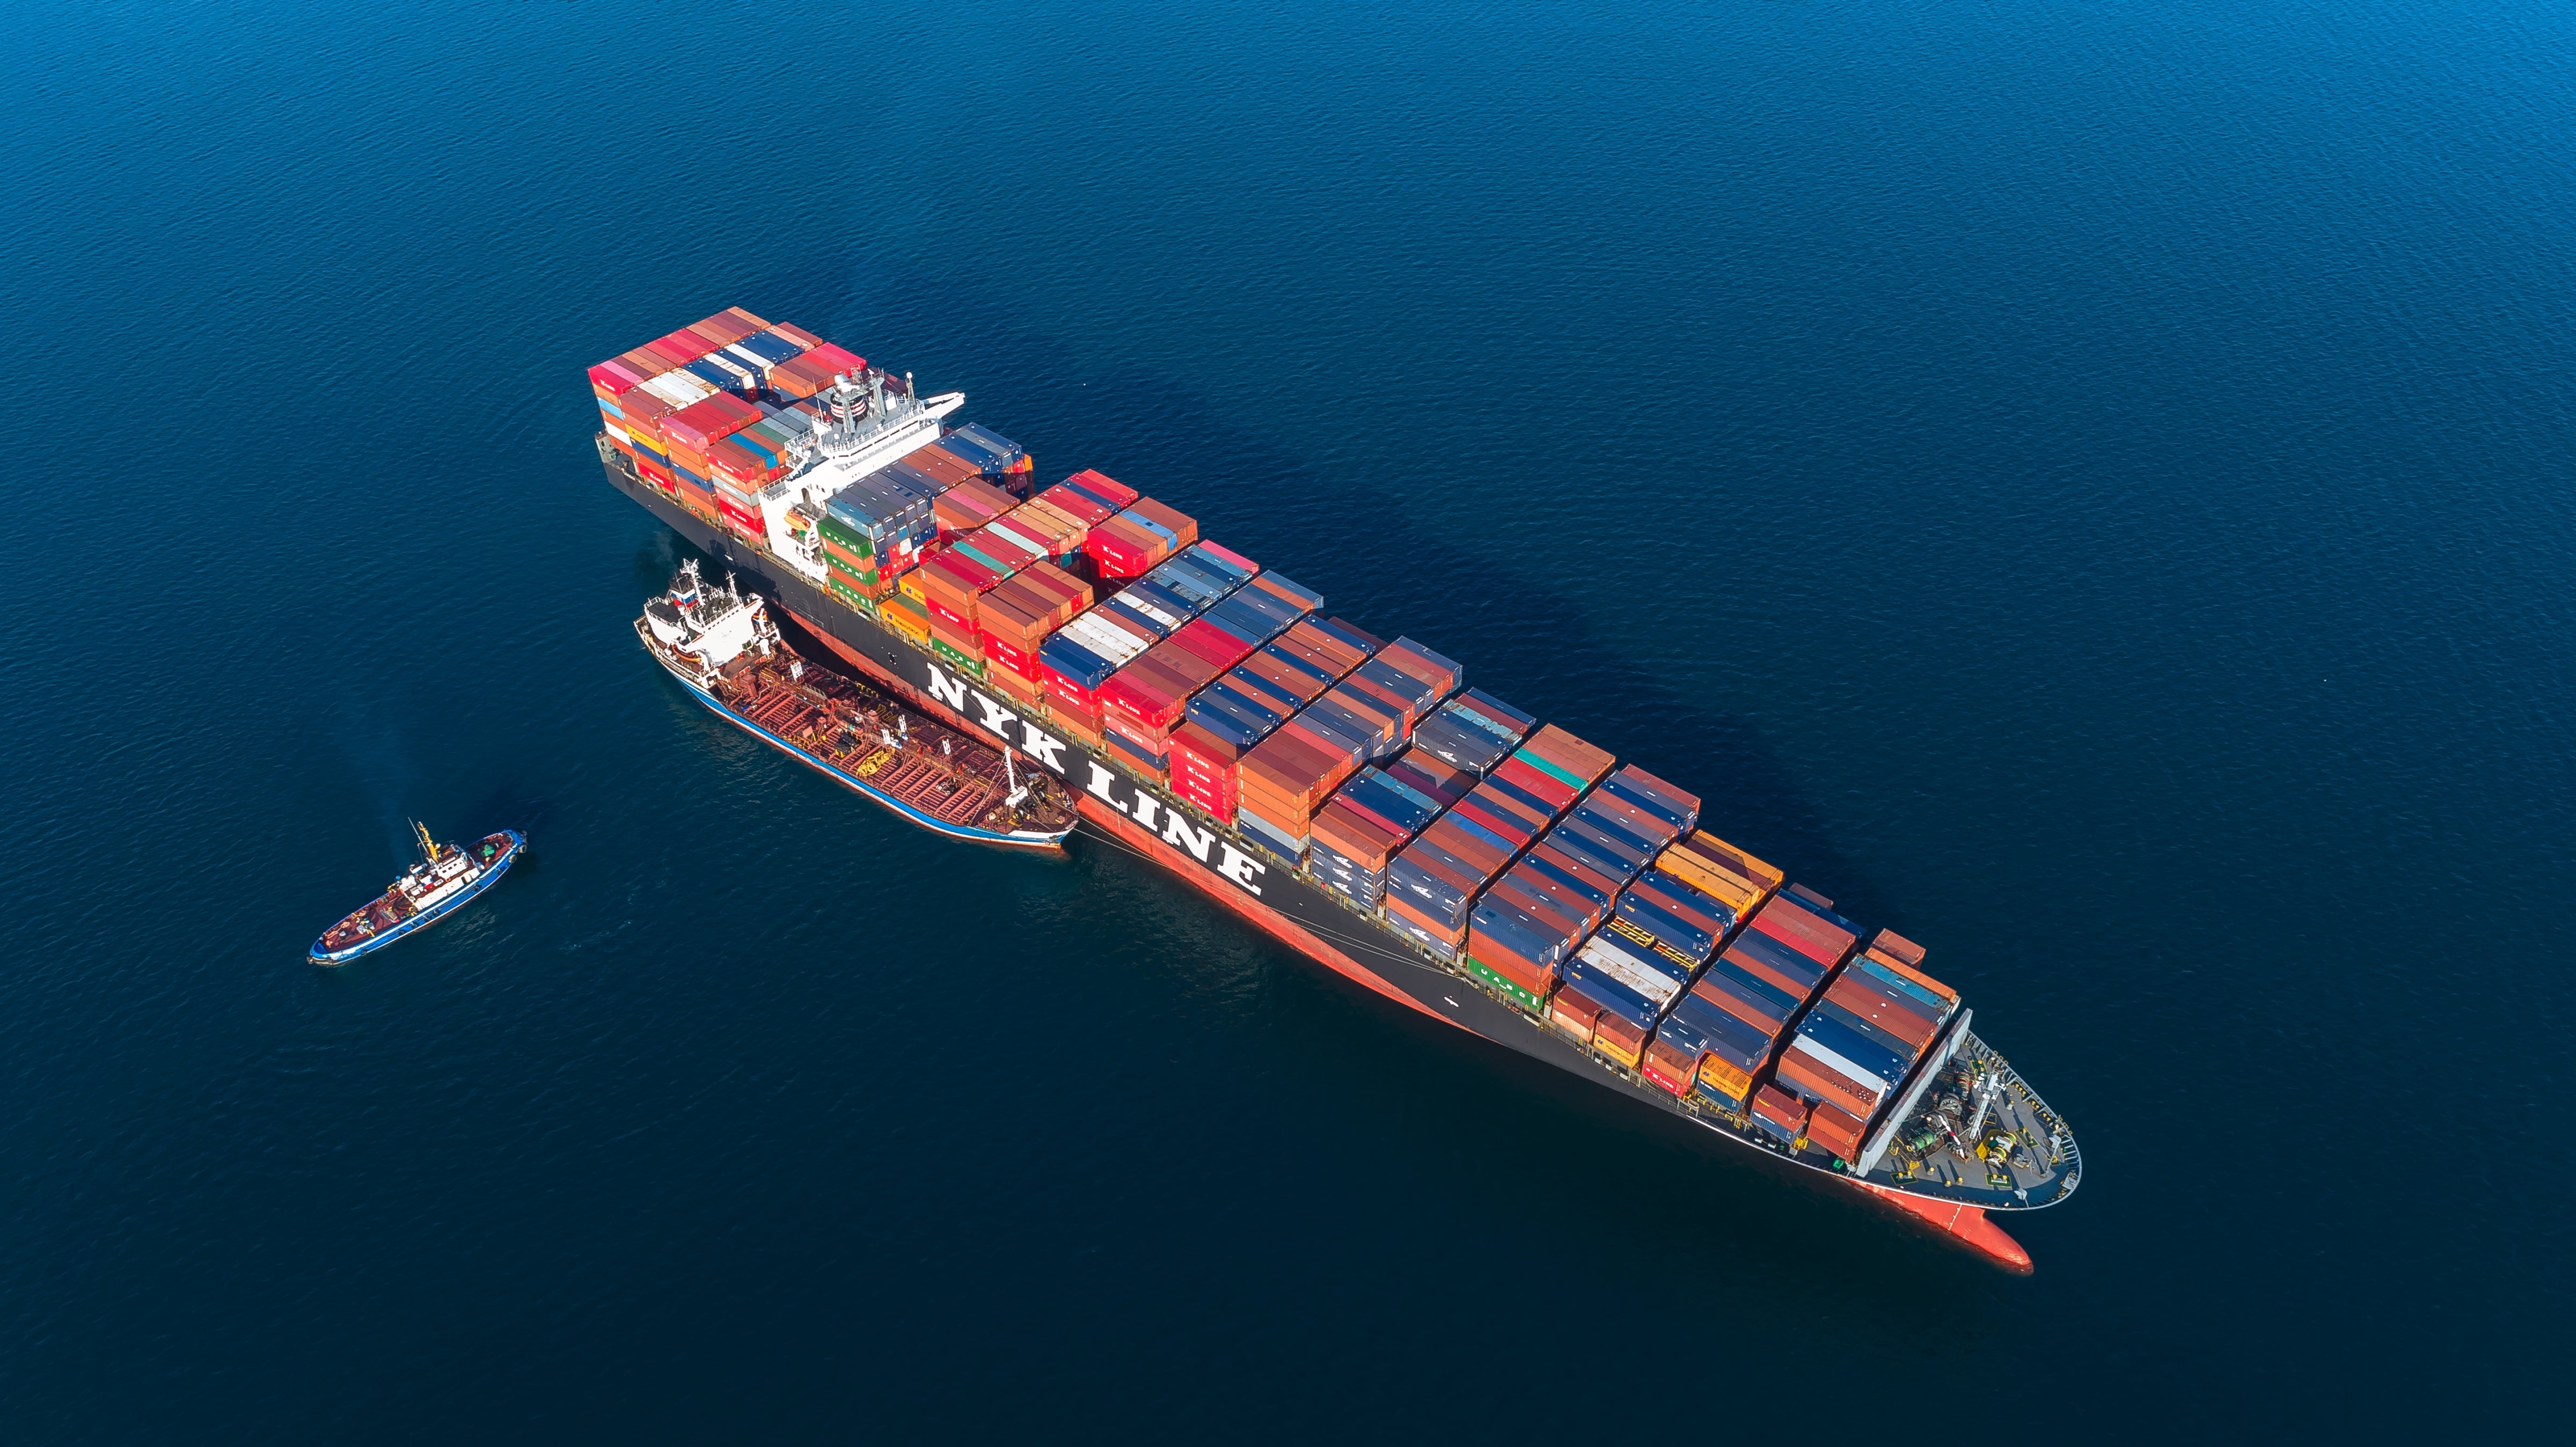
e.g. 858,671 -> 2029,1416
1792,1033 -> 1898,1096
985,520 -> 1051,557
1577,935 -> 1682,1005
642,371 -> 716,408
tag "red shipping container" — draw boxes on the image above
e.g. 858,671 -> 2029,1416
1752,1084 -> 1810,1137
1688,973 -> 1786,1037
1747,897 -> 1856,971
1717,941 -> 1813,1004
1547,987 -> 1602,1045
803,341 -> 867,374
653,328 -> 720,364
1169,618 -> 1258,672
1101,661 -> 1190,728
1064,468 -> 1140,508
1046,686 -> 1102,729
1643,1034 -> 1703,1098
1085,519 -> 1165,579
1037,484 -> 1113,526
1825,974 -> 1938,1052
986,637 -> 1041,681
588,357 -> 654,396
1491,756 -> 1579,813
1169,721 -> 1242,776
1171,781 -> 1234,823
663,392 -> 765,453
641,335 -> 699,368
1311,802 -> 1404,871
924,549 -> 999,594
1419,816 -> 1510,876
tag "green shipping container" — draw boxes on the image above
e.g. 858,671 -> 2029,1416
1465,957 -> 1544,1014
826,576 -> 877,614
818,514 -> 877,557
1513,747 -> 1589,792
930,638 -> 985,677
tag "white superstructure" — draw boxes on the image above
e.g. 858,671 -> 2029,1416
758,368 -> 964,579
640,560 -> 779,682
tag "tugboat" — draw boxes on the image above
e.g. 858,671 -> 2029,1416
310,822 -> 523,965
639,561 -> 1079,848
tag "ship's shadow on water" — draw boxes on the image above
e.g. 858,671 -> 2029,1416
711,258 -> 1886,916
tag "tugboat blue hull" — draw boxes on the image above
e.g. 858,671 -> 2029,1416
309,830 -> 524,965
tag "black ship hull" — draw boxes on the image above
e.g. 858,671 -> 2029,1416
603,450 -> 2050,1269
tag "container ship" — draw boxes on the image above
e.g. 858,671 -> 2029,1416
589,309 -> 2082,1270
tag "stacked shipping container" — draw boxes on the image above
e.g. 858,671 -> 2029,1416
597,312 -> 1988,1170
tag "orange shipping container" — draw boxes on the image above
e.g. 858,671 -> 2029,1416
905,444 -> 983,488
1805,1100 -> 1866,1164
1521,723 -> 1615,787
1548,993 -> 1599,1047
1126,497 -> 1198,548
1862,947 -> 1959,1009
1775,1049 -> 1880,1121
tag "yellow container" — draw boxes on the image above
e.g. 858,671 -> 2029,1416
1657,832 -> 1783,916
1696,1056 -> 1754,1103
883,594 -> 931,645
1592,1035 -> 1645,1071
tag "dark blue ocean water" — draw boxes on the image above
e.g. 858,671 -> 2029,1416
6,0 -> 2571,1437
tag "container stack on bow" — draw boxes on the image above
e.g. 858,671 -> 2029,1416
1775,926 -> 1963,1166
